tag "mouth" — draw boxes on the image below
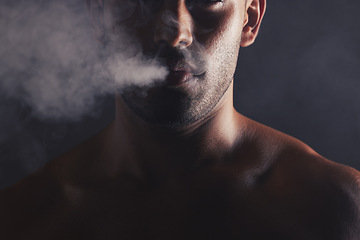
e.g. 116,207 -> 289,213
143,43 -> 206,87
161,58 -> 205,86
164,64 -> 206,86
165,69 -> 192,86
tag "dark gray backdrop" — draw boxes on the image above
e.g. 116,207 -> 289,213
235,0 -> 360,170
1,0 -> 359,189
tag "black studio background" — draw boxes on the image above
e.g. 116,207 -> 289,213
1,0 -> 360,189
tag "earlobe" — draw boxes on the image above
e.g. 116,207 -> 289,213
241,0 -> 266,47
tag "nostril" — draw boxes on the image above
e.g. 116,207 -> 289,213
176,41 -> 188,50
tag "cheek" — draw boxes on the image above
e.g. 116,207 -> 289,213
194,5 -> 243,57
205,27 -> 242,80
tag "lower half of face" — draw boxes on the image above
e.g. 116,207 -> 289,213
103,0 -> 244,128
118,41 -> 240,129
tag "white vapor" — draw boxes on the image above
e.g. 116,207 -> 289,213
0,0 -> 168,121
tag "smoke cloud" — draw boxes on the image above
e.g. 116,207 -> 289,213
0,0 -> 168,121
0,0 -> 170,188
0,0 -> 212,188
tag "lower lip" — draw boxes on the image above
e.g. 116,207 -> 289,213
165,71 -> 193,86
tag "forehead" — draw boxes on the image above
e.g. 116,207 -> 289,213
102,0 -> 246,16
103,0 -> 246,9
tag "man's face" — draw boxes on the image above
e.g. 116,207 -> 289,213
103,0 -> 247,128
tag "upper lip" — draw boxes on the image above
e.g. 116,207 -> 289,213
146,45 -> 204,74
169,64 -> 191,72
167,59 -> 192,72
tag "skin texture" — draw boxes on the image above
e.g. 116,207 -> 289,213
1,0 -> 360,239
104,0 -> 246,128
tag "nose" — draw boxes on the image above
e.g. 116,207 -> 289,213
153,2 -> 193,49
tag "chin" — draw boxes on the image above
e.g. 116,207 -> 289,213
118,70 -> 231,130
119,93 -> 202,130
126,100 -> 202,130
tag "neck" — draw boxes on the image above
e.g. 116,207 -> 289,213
102,84 -> 244,182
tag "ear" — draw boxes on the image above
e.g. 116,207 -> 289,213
86,0 -> 105,44
241,0 -> 266,47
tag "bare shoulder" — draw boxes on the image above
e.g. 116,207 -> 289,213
0,129 -> 103,238
244,118 -> 360,239
0,167 -> 63,237
304,155 -> 360,239
294,155 -> 360,239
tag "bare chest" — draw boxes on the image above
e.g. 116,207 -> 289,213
13,182 -> 315,240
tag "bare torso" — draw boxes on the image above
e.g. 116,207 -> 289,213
1,117 -> 359,240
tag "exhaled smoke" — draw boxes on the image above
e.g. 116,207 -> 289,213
0,0 -> 168,121
0,0 -> 211,186
0,0 -> 211,121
